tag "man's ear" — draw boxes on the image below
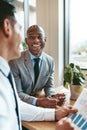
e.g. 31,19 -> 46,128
44,37 -> 46,42
25,37 -> 27,42
25,37 -> 28,45
3,19 -> 12,37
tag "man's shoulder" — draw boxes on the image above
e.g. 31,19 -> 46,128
21,49 -> 28,55
42,52 -> 54,61
9,50 -> 28,64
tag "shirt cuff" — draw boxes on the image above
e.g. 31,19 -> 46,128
43,108 -> 55,121
32,98 -> 37,106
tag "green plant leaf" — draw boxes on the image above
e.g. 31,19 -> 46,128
63,63 -> 85,86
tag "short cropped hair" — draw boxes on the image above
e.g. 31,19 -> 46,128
0,0 -> 16,27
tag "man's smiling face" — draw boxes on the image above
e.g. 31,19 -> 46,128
25,25 -> 46,57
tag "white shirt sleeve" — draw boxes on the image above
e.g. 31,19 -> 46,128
20,100 -> 55,121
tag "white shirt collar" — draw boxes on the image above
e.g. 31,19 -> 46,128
0,56 -> 10,77
29,51 -> 42,61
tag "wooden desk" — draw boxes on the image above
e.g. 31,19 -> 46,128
22,121 -> 56,130
22,87 -> 75,130
22,99 -> 75,130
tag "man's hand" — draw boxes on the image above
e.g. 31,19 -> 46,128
36,97 -> 58,108
52,93 -> 66,106
56,117 -> 74,130
55,105 -> 78,121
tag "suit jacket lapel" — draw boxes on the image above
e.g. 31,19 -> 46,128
24,51 -> 34,84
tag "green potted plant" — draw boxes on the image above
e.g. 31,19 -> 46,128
63,63 -> 85,100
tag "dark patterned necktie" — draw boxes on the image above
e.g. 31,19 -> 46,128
34,58 -> 40,85
8,72 -> 20,130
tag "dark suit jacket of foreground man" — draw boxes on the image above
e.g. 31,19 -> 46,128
9,50 -> 56,105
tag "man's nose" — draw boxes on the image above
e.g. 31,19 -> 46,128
33,36 -> 40,42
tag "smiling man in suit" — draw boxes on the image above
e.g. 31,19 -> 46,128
9,25 -> 65,108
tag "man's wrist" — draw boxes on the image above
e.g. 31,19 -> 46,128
32,98 -> 37,106
55,109 -> 58,121
51,95 -> 55,97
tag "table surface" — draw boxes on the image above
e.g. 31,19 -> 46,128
22,121 -> 56,130
22,87 -> 76,130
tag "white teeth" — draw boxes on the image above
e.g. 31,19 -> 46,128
33,44 -> 40,47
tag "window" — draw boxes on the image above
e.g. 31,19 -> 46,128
12,0 -> 36,51
65,0 -> 87,69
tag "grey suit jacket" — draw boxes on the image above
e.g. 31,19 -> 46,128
9,50 -> 56,104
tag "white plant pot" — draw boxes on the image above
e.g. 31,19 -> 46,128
70,85 -> 83,100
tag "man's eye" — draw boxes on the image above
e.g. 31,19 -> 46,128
29,36 -> 34,39
38,36 -> 43,39
28,35 -> 43,40
38,36 -> 41,39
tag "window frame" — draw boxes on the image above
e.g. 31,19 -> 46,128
64,0 -> 87,70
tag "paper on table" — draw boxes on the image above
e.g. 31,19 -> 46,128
70,88 -> 87,130
59,87 -> 70,105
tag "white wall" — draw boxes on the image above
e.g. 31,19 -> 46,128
36,0 -> 64,87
